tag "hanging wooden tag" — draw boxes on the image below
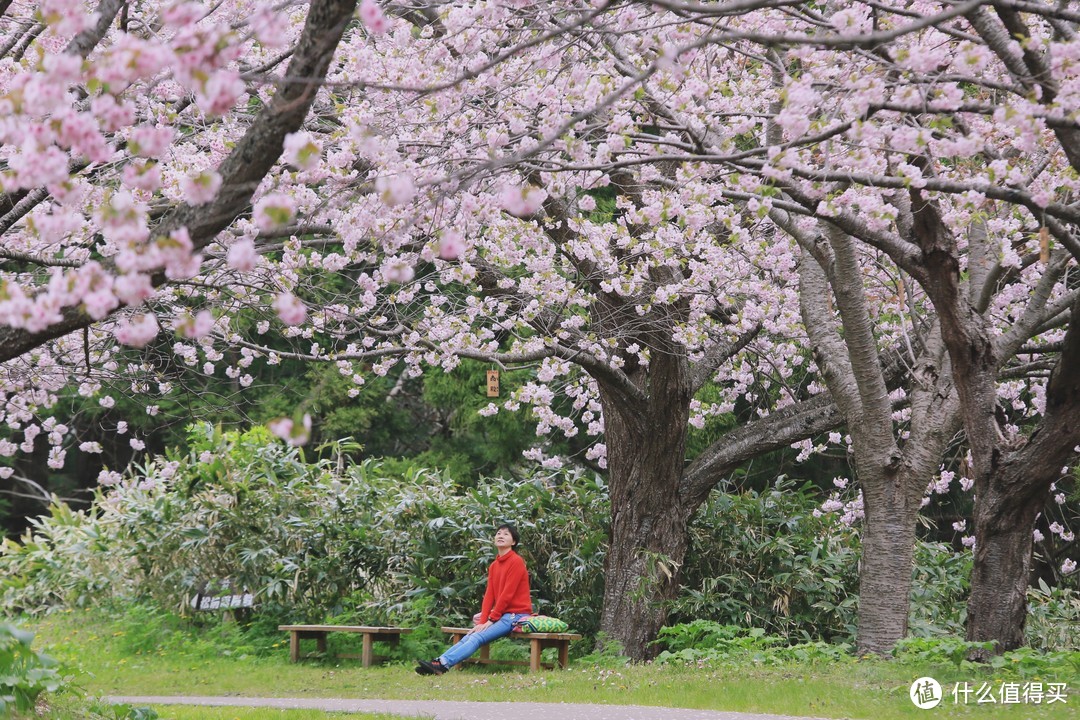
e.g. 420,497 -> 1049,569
486,370 -> 500,397
1039,226 -> 1050,264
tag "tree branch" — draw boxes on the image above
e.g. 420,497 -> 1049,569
679,392 -> 841,513
0,0 -> 360,364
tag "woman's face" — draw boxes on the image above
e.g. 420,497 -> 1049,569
494,527 -> 516,551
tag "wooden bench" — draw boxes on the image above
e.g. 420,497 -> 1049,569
278,625 -> 411,666
441,626 -> 581,672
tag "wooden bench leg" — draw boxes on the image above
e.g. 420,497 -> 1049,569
290,632 -> 300,663
530,639 -> 542,672
448,633 -> 462,671
362,633 -> 374,667
316,633 -> 327,655
558,641 -> 569,669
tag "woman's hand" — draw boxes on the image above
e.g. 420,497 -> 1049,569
468,620 -> 493,634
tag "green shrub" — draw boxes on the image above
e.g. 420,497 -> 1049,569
987,646 -> 1080,679
892,636 -> 995,671
0,501 -> 129,616
893,635 -> 1080,679
673,477 -> 861,642
0,622 -> 64,715
1026,580 -> 1080,652
653,620 -> 853,666
0,425 -> 608,642
4,426 -> 1077,658
907,539 -> 971,637
352,460 -> 608,638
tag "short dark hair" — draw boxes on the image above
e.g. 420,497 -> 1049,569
497,523 -> 520,548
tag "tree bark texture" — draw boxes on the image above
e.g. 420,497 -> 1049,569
595,346 -> 692,661
967,293 -> 1080,655
966,484 -> 1042,656
856,500 -> 920,654
799,228 -> 960,654
909,191 -> 1080,654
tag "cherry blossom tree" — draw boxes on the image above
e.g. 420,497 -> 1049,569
691,0 -> 1080,653
2,0 -> 1079,660
0,0 -> 847,660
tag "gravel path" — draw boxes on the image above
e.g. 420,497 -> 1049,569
108,696 -> 827,720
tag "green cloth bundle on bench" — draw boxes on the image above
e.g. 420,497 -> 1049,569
513,615 -> 569,633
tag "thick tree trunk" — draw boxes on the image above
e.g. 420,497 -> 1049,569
856,501 -> 919,654
967,295 -> 1080,654
599,477 -> 689,661
966,486 -> 1042,656
796,230 -> 958,655
595,351 -> 691,661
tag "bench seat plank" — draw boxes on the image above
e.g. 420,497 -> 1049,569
279,625 -> 411,666
278,625 -> 409,633
440,626 -> 581,672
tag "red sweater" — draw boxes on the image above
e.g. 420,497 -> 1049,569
480,549 -> 532,621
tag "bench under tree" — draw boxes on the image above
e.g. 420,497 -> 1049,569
278,625 -> 412,666
441,626 -> 581,671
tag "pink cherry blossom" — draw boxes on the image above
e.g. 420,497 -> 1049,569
375,174 -> 416,206
91,95 -> 136,132
157,227 -> 203,280
283,131 -> 321,171
175,310 -> 214,339
122,161 -> 163,192
358,0 -> 389,34
113,274 -> 156,307
160,2 -> 208,28
42,53 -> 82,84
182,171 -> 222,205
253,193 -> 297,231
272,292 -> 307,325
40,0 -> 98,35
129,126 -> 175,159
438,231 -> 465,260
227,239 -> 259,271
381,259 -> 415,284
250,6 -> 289,48
114,313 -> 160,348
499,183 -> 547,217
830,7 -> 872,37
195,72 -> 247,117
269,413 -> 311,445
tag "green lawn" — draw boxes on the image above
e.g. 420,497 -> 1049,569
22,611 -> 1080,720
40,695 -> 412,720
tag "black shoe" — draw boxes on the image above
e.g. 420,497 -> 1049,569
416,658 -> 446,675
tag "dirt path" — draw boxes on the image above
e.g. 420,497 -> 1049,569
108,695 -> 827,720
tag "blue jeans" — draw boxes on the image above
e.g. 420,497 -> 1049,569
438,613 -> 529,668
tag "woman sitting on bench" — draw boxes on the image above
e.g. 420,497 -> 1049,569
416,523 -> 532,675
